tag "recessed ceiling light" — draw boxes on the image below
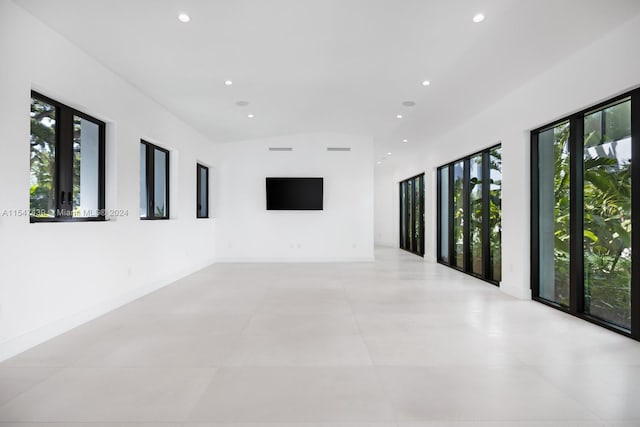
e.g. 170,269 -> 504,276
396,114 -> 403,119
377,161 -> 382,165
387,152 -> 392,155
224,80 -> 233,86
422,80 -> 431,86
247,114 -> 254,118
402,139 -> 408,143
178,13 -> 191,23
473,13 -> 485,23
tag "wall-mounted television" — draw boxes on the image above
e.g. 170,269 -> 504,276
266,177 -> 323,210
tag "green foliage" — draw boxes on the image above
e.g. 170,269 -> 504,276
451,149 -> 502,279
583,132 -> 631,328
453,163 -> 464,266
549,101 -> 632,328
30,99 -> 56,216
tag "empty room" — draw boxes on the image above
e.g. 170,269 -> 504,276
2,0 -> 640,425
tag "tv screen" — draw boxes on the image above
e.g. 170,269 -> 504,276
266,177 -> 323,210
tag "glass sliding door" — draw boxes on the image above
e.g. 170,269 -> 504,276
536,122 -> 571,307
399,174 -> 425,257
436,144 -> 502,285
400,181 -> 407,250
489,146 -> 502,282
532,88 -> 640,340
583,99 -> 632,329
407,179 -> 414,251
414,177 -> 421,253
438,166 -> 450,263
453,161 -> 465,269
469,154 -> 483,276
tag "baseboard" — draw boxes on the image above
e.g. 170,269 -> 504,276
0,257 -> 216,363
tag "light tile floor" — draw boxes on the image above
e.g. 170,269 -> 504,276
1,247 -> 640,426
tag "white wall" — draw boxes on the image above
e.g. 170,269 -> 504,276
374,153 -> 433,255
375,14 -> 640,299
373,166 -> 396,247
215,133 -> 374,262
0,2 -> 218,361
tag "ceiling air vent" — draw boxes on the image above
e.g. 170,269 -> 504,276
327,147 -> 351,152
268,147 -> 293,151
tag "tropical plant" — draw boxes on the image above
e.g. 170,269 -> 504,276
30,99 -> 56,217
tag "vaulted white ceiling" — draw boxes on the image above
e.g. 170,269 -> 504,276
14,0 -> 640,157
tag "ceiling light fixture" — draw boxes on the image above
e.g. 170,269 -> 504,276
473,13 -> 485,23
402,139 -> 408,143
224,80 -> 233,86
422,80 -> 431,86
377,161 -> 382,165
178,13 -> 191,23
396,114 -> 403,119
387,152 -> 392,155
247,114 -> 254,118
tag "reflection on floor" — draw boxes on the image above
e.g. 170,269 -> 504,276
1,247 -> 640,426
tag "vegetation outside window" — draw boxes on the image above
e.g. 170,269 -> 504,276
140,140 -> 170,220
436,144 -> 502,285
399,174 -> 425,257
531,88 -> 640,340
30,92 -> 105,222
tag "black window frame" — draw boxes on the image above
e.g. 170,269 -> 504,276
436,144 -> 502,286
30,91 -> 106,223
398,173 -> 425,257
140,140 -> 170,220
531,88 -> 640,341
196,163 -> 209,219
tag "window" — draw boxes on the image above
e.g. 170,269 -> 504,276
452,160 -> 465,269
399,174 -> 425,257
488,146 -> 502,282
532,88 -> 640,340
140,140 -> 169,219
30,92 -> 105,222
437,144 -> 502,284
438,166 -> 449,263
535,121 -> 571,307
196,163 -> 209,218
469,154 -> 483,276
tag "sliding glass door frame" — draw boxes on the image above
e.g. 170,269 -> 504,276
437,144 -> 501,285
531,88 -> 640,340
399,173 -> 425,257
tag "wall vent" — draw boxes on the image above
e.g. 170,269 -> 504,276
327,147 -> 351,152
268,147 -> 293,151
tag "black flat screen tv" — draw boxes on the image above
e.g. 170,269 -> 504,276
266,177 -> 323,210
